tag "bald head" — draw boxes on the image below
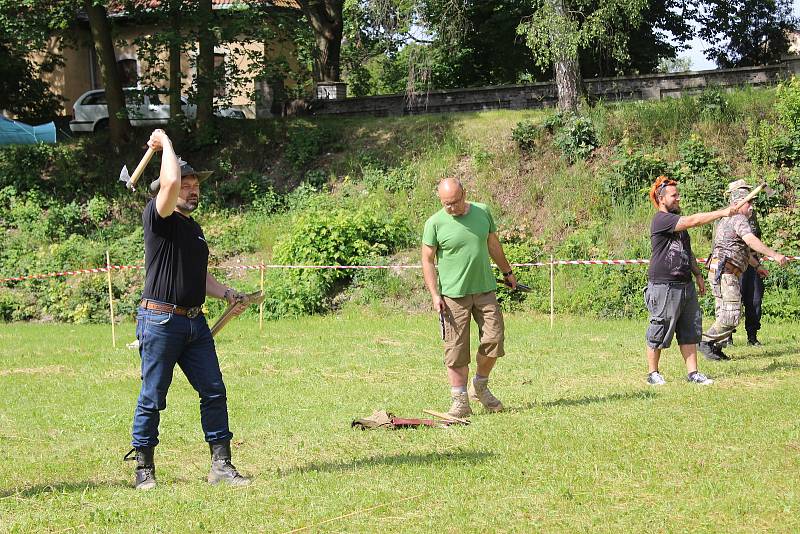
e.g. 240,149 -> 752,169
438,178 -> 463,196
437,178 -> 468,216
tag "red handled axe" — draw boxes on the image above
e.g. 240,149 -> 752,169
119,146 -> 156,191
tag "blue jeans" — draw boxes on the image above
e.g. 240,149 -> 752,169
131,305 -> 233,448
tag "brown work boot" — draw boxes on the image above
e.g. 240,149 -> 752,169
447,391 -> 472,419
208,441 -> 251,487
468,378 -> 504,412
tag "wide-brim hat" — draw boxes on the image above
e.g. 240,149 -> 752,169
149,156 -> 213,193
726,179 -> 751,194
726,179 -> 752,204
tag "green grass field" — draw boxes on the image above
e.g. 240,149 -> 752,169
2,311 -> 800,533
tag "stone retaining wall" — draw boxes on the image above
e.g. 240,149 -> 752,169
311,56 -> 800,117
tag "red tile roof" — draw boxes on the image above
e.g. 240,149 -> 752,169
213,0 -> 300,8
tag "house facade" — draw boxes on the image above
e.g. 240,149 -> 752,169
37,0 -> 302,119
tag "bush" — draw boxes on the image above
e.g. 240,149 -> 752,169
760,260 -> 800,320
745,120 -> 795,167
285,121 -> 331,169
251,185 -> 286,215
303,168 -> 329,189
198,210 -> 261,261
494,237 -> 547,312
0,143 -> 104,201
776,76 -> 800,135
361,164 -> 416,193
511,112 -> 597,160
601,144 -> 671,207
511,119 -> 543,151
671,135 -> 729,213
761,206 -> 800,254
743,80 -> 800,167
85,195 -> 111,228
543,111 -> 568,133
554,115 -> 599,162
698,87 -> 734,121
264,204 -> 413,317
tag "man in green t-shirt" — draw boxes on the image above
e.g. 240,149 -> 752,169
421,178 -> 517,418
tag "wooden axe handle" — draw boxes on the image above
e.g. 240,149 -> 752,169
129,147 -> 156,187
423,409 -> 470,425
733,182 -> 766,211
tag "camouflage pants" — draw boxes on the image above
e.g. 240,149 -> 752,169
702,272 -> 742,343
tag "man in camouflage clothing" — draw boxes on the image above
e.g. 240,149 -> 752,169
698,180 -> 789,361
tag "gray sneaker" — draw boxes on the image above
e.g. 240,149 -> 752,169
687,371 -> 714,385
647,371 -> 667,386
468,379 -> 504,412
447,392 -> 472,419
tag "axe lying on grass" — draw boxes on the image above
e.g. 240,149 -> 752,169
423,409 -> 470,425
119,146 -> 156,191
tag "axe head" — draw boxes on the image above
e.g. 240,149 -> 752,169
119,165 -> 136,191
763,183 -> 776,197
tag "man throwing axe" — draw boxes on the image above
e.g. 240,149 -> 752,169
698,180 -> 789,361
644,176 -> 743,386
125,129 -> 250,489
422,178 -> 517,418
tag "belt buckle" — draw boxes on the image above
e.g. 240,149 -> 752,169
186,307 -> 200,319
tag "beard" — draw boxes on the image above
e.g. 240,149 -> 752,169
668,205 -> 681,214
177,197 -> 199,213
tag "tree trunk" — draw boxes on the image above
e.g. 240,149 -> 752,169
313,25 -> 342,81
554,55 -> 581,112
168,8 -> 184,124
298,0 -> 344,82
83,0 -> 131,146
195,0 -> 215,139
551,0 -> 582,112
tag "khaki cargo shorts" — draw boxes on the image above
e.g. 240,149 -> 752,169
441,291 -> 505,368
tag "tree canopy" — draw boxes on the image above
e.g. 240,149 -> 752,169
0,0 -> 70,122
698,0 -> 798,69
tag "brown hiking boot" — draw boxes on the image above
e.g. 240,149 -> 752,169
208,441 -> 251,487
447,392 -> 472,419
468,379 -> 504,412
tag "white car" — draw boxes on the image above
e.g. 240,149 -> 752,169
69,89 -> 245,133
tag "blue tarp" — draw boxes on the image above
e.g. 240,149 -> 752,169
0,116 -> 57,145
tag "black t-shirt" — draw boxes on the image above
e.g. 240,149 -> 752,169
141,199 -> 209,307
647,211 -> 695,283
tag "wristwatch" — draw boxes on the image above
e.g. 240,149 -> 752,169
502,270 -> 513,278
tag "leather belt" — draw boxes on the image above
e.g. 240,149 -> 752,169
140,299 -> 202,318
708,259 -> 743,277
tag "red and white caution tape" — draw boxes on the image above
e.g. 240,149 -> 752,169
1,256 -> 797,284
0,264 -> 144,283
220,264 -> 421,271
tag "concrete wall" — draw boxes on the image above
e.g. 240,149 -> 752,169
311,56 -> 800,118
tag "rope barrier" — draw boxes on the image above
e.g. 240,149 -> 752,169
2,257 -> 797,284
